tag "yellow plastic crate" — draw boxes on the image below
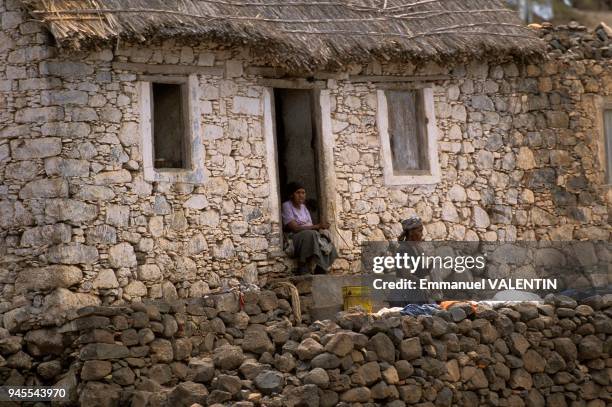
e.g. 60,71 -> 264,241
342,285 -> 372,313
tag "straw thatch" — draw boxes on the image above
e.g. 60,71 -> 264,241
24,0 -> 546,71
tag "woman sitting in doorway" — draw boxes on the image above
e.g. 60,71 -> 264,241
282,182 -> 338,275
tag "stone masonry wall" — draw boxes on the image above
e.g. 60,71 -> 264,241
0,289 -> 610,406
0,0 -> 610,313
329,24 -> 612,270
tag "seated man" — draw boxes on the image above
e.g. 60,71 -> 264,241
388,215 -> 431,306
282,182 -> 338,275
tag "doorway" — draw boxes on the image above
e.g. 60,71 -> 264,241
273,88 -> 322,224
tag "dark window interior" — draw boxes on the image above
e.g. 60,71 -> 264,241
152,83 -> 186,169
605,108 -> 612,183
274,89 -> 321,224
386,89 -> 429,174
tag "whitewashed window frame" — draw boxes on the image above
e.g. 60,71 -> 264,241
139,74 -> 206,184
377,87 -> 440,185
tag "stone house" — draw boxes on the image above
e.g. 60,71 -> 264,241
0,0 -> 610,314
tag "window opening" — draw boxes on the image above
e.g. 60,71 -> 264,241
152,83 -> 187,169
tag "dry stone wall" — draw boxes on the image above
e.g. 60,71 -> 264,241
0,289 -> 610,406
0,0 -> 610,312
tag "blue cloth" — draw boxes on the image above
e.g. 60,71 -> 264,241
400,303 -> 440,316
560,285 -> 612,300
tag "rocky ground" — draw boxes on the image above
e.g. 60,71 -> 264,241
0,287 -> 610,406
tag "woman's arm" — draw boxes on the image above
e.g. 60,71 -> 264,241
286,220 -> 322,233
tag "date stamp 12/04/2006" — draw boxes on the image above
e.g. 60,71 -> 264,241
0,387 -> 70,402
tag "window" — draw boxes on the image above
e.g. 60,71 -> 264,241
387,90 -> 429,173
604,107 -> 612,184
152,83 -> 187,169
139,75 -> 205,184
377,88 -> 440,185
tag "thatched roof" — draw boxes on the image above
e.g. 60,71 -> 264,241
25,0 -> 546,71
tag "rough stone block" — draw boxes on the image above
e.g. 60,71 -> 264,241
94,169 -> 132,185
19,178 -> 69,199
545,111 -> 569,128
232,96 -> 261,115
124,281 -> 147,297
138,264 -> 162,281
0,200 -> 33,228
20,223 -> 71,247
80,343 -> 129,360
105,204 -> 130,227
43,288 -> 100,313
5,161 -> 38,181
86,225 -> 117,245
204,124 -> 224,140
10,138 -> 62,160
81,360 -> 112,381
2,11 -> 23,30
41,61 -> 94,78
45,199 -> 98,223
92,269 -> 119,289
108,242 -> 137,268
0,145 -> 9,163
41,90 -> 88,106
44,157 -> 89,177
75,185 -> 115,201
119,122 -> 139,146
15,265 -> 82,293
47,243 -> 99,265
15,107 -> 64,123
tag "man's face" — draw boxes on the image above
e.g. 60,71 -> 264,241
292,188 -> 306,204
408,226 -> 423,241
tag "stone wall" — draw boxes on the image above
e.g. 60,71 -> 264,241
0,288 -> 610,406
0,0 -> 290,312
0,0 -> 610,312
328,23 -> 612,270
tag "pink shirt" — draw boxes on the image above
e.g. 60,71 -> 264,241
282,201 -> 313,227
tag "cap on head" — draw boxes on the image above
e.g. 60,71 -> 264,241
401,215 -> 422,231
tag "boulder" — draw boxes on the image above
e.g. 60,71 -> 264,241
400,337 -> 422,360
254,370 -> 284,395
523,349 -> 546,373
213,345 -> 245,370
368,332 -> 395,363
80,343 -> 129,360
242,328 -> 274,354
37,360 -> 63,380
78,382 -> 122,407
578,335 -> 603,360
296,338 -> 324,360
0,336 -> 23,355
24,328 -> 64,356
81,360 -> 112,381
359,361 -> 382,386
284,384 -> 320,407
303,367 -> 329,388
341,387 -> 371,403
167,382 -> 209,407
325,332 -> 354,357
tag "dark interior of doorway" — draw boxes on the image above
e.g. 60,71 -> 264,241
274,88 -> 321,225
